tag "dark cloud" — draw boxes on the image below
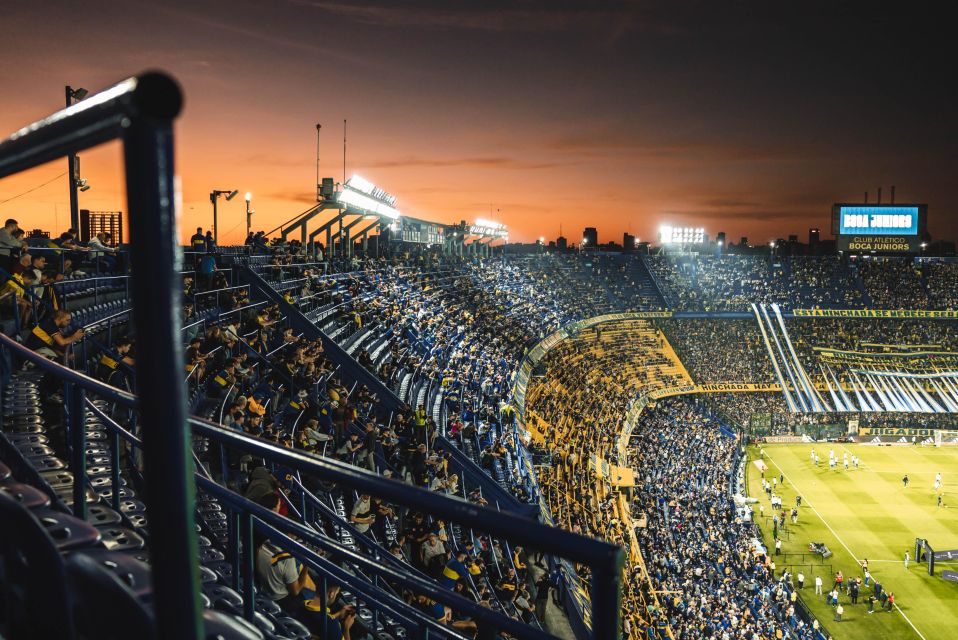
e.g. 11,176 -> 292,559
365,155 -> 562,170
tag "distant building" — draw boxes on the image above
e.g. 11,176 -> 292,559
740,236 -> 748,247
556,235 -> 568,250
623,232 -> 635,251
809,228 -> 821,246
583,227 -> 598,248
716,231 -> 726,246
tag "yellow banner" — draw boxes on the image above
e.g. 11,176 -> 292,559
695,383 -> 782,393
793,309 -> 958,319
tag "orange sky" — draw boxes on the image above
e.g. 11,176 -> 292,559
1,2 -> 954,246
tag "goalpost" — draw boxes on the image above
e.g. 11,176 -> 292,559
934,430 -> 958,447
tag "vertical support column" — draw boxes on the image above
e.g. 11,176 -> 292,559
109,426 -> 121,512
229,509 -> 241,591
241,512 -> 256,621
123,116 -> 203,640
67,383 -> 87,519
589,549 -> 625,640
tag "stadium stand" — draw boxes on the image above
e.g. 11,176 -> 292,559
5,72 -> 958,640
0,73 -> 624,640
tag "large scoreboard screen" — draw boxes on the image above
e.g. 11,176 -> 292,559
831,203 -> 926,252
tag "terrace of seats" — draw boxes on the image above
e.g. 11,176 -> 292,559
522,319 -> 694,639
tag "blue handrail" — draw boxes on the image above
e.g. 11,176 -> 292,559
0,71 -> 202,640
0,330 -> 624,638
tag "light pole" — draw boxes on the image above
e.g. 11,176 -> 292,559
65,86 -> 89,232
245,192 -> 254,239
209,189 -> 238,244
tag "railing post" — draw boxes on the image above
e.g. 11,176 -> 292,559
67,382 -> 87,520
229,508 -> 241,592
589,549 -> 625,640
122,99 -> 202,639
109,426 -> 121,512
240,511 -> 256,621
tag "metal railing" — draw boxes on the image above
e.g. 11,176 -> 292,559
1,332 -> 625,639
0,71 -> 200,639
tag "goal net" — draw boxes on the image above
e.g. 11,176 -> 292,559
934,430 -> 958,447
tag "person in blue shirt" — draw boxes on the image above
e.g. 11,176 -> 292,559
190,227 -> 207,252
440,550 -> 470,589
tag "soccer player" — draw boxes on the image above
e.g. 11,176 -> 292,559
935,472 -> 942,491
903,474 -> 909,488
904,551 -> 910,570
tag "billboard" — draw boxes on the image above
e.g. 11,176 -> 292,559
832,203 -> 926,252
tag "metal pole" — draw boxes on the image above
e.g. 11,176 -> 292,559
123,114 -> 203,640
316,122 -> 323,202
65,86 -> 80,231
240,511 -> 256,621
212,194 -> 218,245
67,382 -> 87,519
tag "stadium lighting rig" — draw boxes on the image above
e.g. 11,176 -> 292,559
659,224 -> 705,245
337,174 -> 401,219
469,218 -> 508,238
209,188 -> 239,244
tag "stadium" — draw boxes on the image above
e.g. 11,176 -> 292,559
2,6 -> 958,640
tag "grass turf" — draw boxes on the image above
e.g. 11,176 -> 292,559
746,443 -> 958,640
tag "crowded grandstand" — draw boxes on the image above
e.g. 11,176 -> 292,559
3,74 -> 958,640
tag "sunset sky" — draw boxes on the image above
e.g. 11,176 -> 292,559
0,1 -> 954,245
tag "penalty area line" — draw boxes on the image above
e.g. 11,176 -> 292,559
761,449 -> 928,640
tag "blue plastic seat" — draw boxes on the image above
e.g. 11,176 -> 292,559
96,526 -> 147,551
33,508 -> 103,550
0,481 -> 51,509
64,552 -> 157,640
0,492 -> 75,639
202,609 -> 265,640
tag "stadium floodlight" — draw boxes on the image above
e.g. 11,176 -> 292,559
347,174 -> 375,193
582,238 -> 588,245
660,224 -> 705,244
717,240 -> 723,246
209,188 -> 238,244
539,236 -> 545,243
338,187 -> 401,219
474,218 -> 506,230
244,191 -> 252,202
769,241 -> 776,248
344,174 -> 398,206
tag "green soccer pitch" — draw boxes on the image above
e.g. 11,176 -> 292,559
746,443 -> 958,640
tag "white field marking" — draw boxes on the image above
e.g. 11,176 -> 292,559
867,559 -> 958,566
762,449 -> 928,640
